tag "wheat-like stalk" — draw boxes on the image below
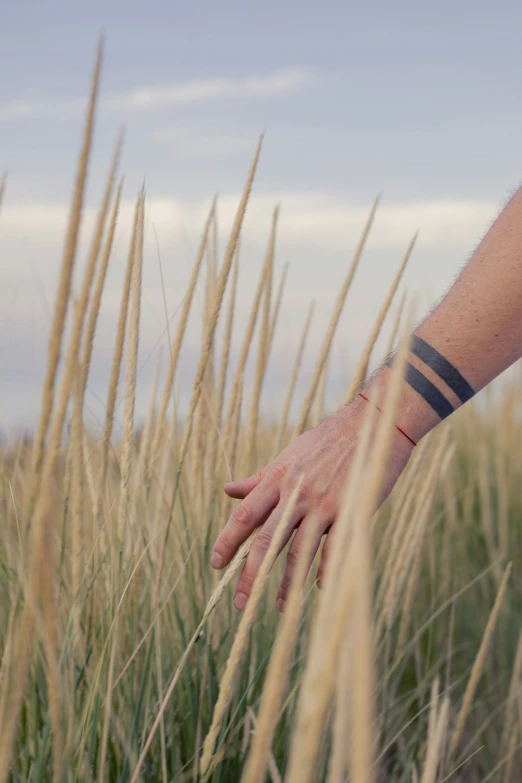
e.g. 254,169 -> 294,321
149,197 -> 216,472
100,196 -> 144,782
502,723 -> 519,783
379,431 -> 450,635
241,519 -> 317,783
348,464 -> 375,783
421,686 -> 450,783
327,617 -> 352,783
94,195 -> 138,533
129,524 -> 260,783
478,445 -> 502,585
216,243 -> 240,431
135,345 -> 163,482
30,127 -> 121,556
292,196 -> 380,438
222,372 -> 244,522
191,240 -> 218,517
154,136 -> 263,585
344,232 -> 416,405
245,708 -> 283,783
284,404 -> 377,783
311,353 -> 328,428
286,326 -> 412,783
267,261 -> 288,354
502,628 -> 522,753
397,446 -> 455,650
0,45 -> 104,783
200,478 -> 304,777
495,433 -> 510,565
448,561 -> 512,760
244,206 -> 279,474
117,191 -> 144,543
205,243 -> 239,510
27,40 -> 103,523
80,173 -> 124,402
222,201 -> 274,445
375,434 -> 426,571
70,347 -> 86,613
273,300 -> 315,454
82,429 -> 98,519
384,288 -> 407,358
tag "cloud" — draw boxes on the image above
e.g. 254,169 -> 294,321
0,68 -> 312,123
151,126 -> 255,157
0,192 -> 497,267
107,68 -> 310,111
139,193 -> 498,254
0,97 -> 87,123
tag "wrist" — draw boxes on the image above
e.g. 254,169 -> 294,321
364,364 -> 440,444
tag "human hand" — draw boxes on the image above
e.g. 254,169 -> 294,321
210,395 -> 414,612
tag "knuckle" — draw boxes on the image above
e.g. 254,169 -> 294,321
286,546 -> 300,569
318,498 -> 335,519
277,579 -> 289,601
278,576 -> 290,599
270,463 -> 287,484
232,503 -> 251,527
238,568 -> 255,590
254,529 -> 273,553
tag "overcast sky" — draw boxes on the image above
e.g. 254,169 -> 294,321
1,0 -> 520,435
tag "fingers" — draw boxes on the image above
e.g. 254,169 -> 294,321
211,474 -> 280,569
224,465 -> 270,499
316,523 -> 335,589
277,517 -> 329,611
233,501 -> 302,610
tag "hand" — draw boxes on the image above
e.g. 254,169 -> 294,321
210,395 -> 414,612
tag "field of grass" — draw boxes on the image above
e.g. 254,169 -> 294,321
1,46 -> 522,783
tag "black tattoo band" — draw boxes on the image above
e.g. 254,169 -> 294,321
404,363 -> 455,420
386,358 -> 455,420
411,335 -> 475,404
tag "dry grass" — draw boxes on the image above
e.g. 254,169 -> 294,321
2,51 -> 522,783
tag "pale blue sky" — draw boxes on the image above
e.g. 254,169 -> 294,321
0,1 -> 520,432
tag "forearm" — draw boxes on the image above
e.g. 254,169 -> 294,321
366,184 -> 522,443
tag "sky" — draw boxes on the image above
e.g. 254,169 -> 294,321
1,0 -> 521,435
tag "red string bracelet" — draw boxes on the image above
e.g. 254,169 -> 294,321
358,392 -> 417,447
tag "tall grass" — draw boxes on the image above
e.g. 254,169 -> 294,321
1,51 -> 522,783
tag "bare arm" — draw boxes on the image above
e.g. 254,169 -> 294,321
211,185 -> 522,611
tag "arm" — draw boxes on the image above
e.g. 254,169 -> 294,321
211,185 -> 522,612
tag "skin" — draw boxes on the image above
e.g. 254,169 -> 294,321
211,184 -> 522,611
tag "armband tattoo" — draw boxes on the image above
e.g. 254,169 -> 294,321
411,335 -> 475,404
387,336 -> 475,420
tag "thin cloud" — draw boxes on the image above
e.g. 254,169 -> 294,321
0,68 -> 312,123
0,192 -> 497,269
108,68 -> 310,111
151,126 -> 255,156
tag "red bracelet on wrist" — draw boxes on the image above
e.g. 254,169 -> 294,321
358,392 -> 417,448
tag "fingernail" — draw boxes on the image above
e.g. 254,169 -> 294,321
234,592 -> 248,610
317,578 -> 323,590
210,552 -> 223,569
277,598 -> 286,613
